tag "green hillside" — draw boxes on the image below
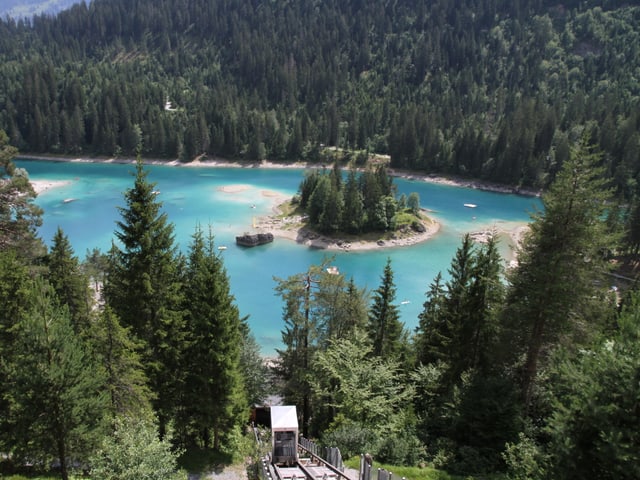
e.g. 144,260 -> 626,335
1,2 -> 640,478
0,0 -> 638,193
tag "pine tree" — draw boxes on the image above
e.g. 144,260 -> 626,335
47,227 -> 91,333
6,279 -> 107,480
239,324 -> 270,407
0,250 -> 33,454
275,264 -> 323,437
416,272 -> 448,366
342,169 -> 365,233
90,306 -> 152,417
180,225 -> 244,449
545,291 -> 640,480
367,258 -> 404,359
104,158 -> 186,432
501,134 -> 615,411
462,234 -> 505,373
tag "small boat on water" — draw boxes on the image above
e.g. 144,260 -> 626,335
464,203 -> 477,208
63,198 -> 77,204
326,266 -> 340,275
236,232 -> 274,247
218,246 -> 227,251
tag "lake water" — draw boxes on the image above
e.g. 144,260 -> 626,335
17,159 -> 541,355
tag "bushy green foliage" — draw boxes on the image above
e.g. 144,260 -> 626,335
542,292 -> 640,480
321,423 -> 377,460
90,415 -> 185,480
0,130 -> 43,258
503,433 -> 547,480
376,432 -> 424,466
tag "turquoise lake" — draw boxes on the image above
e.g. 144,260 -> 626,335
17,159 -> 541,356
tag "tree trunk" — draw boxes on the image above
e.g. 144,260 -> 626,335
521,313 -> 546,413
57,436 -> 68,480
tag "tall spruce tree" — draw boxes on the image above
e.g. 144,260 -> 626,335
239,324 -> 271,407
342,168 -> 365,233
414,235 -> 514,471
104,158 -> 186,432
90,306 -> 152,418
544,291 -> 640,480
500,134 -> 615,411
0,250 -> 33,454
180,225 -> 244,449
416,272 -> 449,366
6,279 -> 107,480
416,234 -> 504,376
461,234 -> 505,374
367,258 -> 404,359
47,227 -> 91,332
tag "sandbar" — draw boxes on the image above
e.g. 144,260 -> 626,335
217,184 -> 251,193
31,179 -> 72,194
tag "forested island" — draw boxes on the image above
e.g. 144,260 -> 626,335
252,162 -> 440,251
1,0 -> 640,479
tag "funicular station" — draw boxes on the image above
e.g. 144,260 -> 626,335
259,406 -> 357,480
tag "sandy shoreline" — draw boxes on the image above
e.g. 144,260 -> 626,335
21,154 -> 541,196
24,154 -> 532,252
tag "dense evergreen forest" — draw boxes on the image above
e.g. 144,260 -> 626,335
2,0 -> 640,478
0,0 -> 640,192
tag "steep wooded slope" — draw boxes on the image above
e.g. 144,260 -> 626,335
0,0 -> 638,192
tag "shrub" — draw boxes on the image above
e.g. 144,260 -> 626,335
375,433 -> 424,466
321,424 -> 377,459
89,416 -> 185,480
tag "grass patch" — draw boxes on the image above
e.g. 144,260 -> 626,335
343,457 -> 497,480
178,447 -> 232,474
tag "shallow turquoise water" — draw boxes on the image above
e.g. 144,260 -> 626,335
17,159 -> 541,355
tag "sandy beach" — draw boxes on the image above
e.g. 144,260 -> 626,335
25,155 -> 531,252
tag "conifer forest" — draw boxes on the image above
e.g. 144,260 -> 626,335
1,0 -> 640,478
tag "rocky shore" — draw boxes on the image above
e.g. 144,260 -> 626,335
251,209 -> 441,252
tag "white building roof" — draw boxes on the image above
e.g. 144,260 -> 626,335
270,405 -> 298,431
